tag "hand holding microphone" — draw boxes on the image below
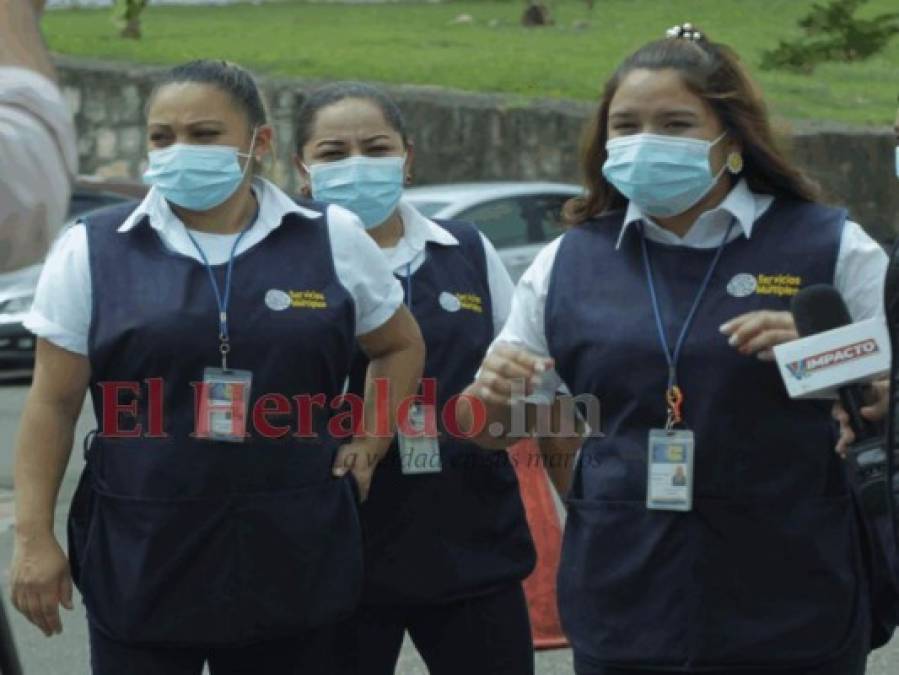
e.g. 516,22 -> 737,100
833,379 -> 889,456
791,284 -> 889,516
832,244 -> 899,452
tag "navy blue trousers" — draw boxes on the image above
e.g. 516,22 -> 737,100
336,582 -> 534,675
88,621 -> 337,675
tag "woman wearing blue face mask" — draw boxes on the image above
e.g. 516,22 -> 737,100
10,60 -> 425,674
293,82 -> 537,675
458,24 -> 890,675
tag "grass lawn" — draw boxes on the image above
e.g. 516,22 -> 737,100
43,0 -> 899,126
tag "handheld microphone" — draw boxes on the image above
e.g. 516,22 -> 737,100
791,284 -> 878,440
792,284 -> 886,515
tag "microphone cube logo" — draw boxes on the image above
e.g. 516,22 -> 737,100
786,339 -> 880,380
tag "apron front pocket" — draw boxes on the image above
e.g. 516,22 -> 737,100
559,498 -> 689,666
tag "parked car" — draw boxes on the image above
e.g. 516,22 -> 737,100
405,182 -> 582,281
0,178 -> 144,378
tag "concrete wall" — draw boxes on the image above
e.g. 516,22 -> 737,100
57,56 -> 899,242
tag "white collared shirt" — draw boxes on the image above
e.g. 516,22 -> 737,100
381,201 -> 514,337
0,67 -> 77,273
494,179 -> 888,372
25,178 -> 405,355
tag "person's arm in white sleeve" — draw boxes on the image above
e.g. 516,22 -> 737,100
328,205 -> 405,336
478,232 -> 514,337
326,205 -> 424,501
491,236 -> 561,358
482,235 -> 581,493
834,220 -> 888,321
721,220 -> 888,360
0,2 -> 78,273
492,237 -> 569,398
10,192 -> 92,636
456,237 -> 569,448
23,223 -> 92,356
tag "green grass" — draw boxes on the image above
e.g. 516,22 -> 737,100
43,0 -> 899,126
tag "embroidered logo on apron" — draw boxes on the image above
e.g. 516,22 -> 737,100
439,291 -> 462,312
726,273 -> 758,298
265,289 -> 291,311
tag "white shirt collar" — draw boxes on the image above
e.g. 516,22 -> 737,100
381,201 -> 459,274
615,178 -> 773,250
398,200 -> 458,249
117,178 -> 321,234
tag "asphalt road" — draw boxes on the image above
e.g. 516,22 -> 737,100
0,383 -> 896,674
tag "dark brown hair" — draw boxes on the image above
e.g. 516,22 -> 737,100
564,30 -> 818,225
149,60 -> 268,130
294,81 -> 409,157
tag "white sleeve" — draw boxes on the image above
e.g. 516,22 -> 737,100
0,67 -> 78,272
834,220 -> 888,321
327,204 -> 405,336
490,236 -> 569,401
478,232 -> 514,338
23,223 -> 92,356
491,236 -> 562,358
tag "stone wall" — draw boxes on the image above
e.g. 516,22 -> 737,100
57,56 -> 898,242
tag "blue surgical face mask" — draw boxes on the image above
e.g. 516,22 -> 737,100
602,132 -> 728,218
143,129 -> 258,212
307,155 -> 405,229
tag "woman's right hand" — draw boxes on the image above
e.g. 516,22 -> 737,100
474,342 -> 554,407
11,531 -> 73,636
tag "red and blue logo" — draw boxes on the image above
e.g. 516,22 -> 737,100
786,339 -> 880,381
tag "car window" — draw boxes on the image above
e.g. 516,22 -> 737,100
519,194 -> 573,242
458,193 -> 575,249
407,200 -> 451,218
457,198 -> 530,248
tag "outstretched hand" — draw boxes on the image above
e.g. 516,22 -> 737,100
720,310 -> 798,362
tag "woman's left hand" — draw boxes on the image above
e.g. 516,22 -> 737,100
720,310 -> 798,361
832,379 -> 889,457
333,441 -> 378,502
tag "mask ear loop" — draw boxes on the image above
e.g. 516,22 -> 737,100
238,126 -> 261,178
708,131 -> 731,182
300,161 -> 314,199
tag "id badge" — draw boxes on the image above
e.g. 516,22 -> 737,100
196,368 -> 253,443
398,405 -> 441,475
646,428 -> 694,512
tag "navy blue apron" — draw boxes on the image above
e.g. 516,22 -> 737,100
67,200 -> 363,647
346,219 -> 536,606
546,200 -> 866,669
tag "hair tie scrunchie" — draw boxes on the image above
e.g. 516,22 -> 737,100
666,22 -> 703,42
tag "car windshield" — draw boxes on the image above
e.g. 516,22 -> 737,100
456,193 -> 576,249
406,200 -> 451,218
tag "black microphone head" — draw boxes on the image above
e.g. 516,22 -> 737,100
791,284 -> 852,338
885,240 -> 899,318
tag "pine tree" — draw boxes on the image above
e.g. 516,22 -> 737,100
761,0 -> 899,72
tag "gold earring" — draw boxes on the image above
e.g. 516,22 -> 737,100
726,151 -> 744,175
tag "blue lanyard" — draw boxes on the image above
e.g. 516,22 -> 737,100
404,262 -> 412,310
185,218 -> 254,369
640,219 -> 735,428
